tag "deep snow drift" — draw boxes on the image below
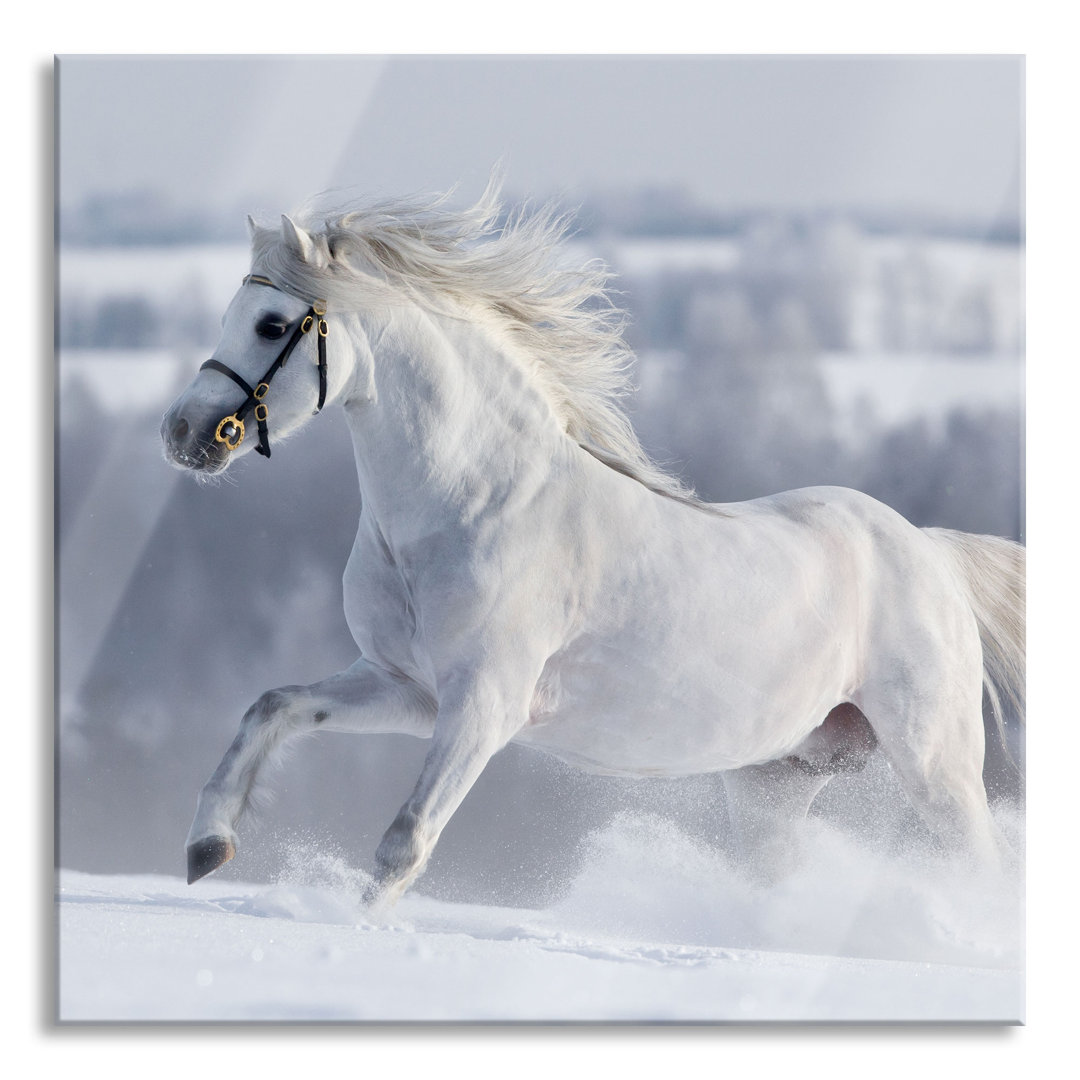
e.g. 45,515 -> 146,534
57,805 -> 1023,1023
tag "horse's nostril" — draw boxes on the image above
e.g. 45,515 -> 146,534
172,417 -> 190,442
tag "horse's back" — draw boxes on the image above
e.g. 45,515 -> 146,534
517,479 -> 961,775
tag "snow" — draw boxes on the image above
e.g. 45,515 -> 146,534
59,349 -> 193,413
817,353 -> 1024,443
57,811 -> 1023,1024
59,243 -> 251,309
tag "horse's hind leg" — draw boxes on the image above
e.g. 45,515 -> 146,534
722,759 -> 831,883
855,646 -> 1001,870
185,659 -> 435,883
722,704 -> 878,882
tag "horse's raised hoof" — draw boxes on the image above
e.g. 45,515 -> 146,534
187,836 -> 236,884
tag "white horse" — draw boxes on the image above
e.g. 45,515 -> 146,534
161,184 -> 1025,904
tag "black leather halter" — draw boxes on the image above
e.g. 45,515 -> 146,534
199,274 -> 328,458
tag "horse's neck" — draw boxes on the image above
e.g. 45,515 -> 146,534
343,305 -> 566,539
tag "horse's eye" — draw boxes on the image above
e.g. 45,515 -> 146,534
255,316 -> 289,340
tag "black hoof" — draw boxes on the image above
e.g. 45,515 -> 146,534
187,836 -> 236,884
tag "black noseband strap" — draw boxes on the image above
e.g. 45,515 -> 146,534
199,276 -> 328,459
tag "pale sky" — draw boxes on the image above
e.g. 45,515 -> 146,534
57,54 -> 1023,225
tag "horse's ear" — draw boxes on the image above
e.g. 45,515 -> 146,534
246,214 -> 258,240
281,214 -> 322,266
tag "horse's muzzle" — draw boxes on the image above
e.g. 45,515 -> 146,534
160,408 -> 231,474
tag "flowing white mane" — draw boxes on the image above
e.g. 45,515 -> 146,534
249,182 -> 700,504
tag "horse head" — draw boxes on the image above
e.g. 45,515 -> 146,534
162,216 -> 343,474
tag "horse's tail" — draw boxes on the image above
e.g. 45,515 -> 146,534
923,528 -> 1026,753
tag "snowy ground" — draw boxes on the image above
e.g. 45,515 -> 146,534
57,812 -> 1024,1024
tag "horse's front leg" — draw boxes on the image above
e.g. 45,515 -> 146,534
185,658 -> 436,883
369,674 -> 524,905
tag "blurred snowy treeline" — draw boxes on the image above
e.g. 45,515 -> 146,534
59,196 -> 1023,359
56,202 -> 1024,899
